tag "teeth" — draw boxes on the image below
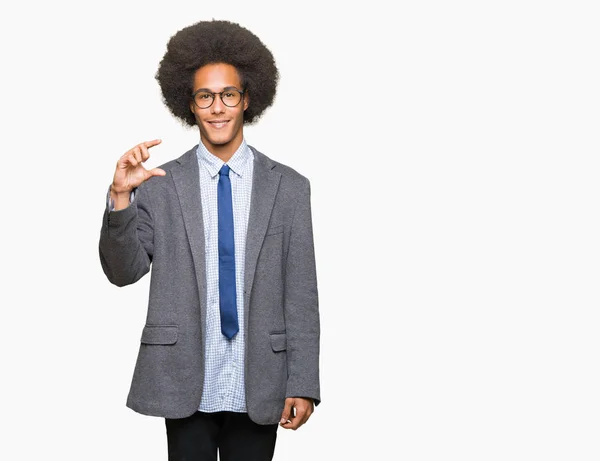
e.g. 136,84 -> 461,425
210,121 -> 227,128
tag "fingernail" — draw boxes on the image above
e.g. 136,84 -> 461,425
280,418 -> 286,424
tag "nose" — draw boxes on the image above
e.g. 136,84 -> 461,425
211,94 -> 226,114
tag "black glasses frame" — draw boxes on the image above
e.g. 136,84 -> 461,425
191,88 -> 245,109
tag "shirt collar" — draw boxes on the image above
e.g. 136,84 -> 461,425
196,138 -> 253,178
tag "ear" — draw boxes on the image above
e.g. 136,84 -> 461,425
190,101 -> 195,113
243,91 -> 249,111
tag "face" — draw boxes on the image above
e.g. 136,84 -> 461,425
189,63 -> 249,158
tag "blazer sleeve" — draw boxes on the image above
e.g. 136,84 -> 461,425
98,183 -> 154,287
284,177 -> 321,405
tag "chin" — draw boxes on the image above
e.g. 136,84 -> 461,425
208,135 -> 233,146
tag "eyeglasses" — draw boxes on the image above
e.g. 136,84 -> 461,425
191,88 -> 245,109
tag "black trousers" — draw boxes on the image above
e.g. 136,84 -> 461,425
165,411 -> 278,461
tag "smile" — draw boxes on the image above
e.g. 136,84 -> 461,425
207,120 -> 230,129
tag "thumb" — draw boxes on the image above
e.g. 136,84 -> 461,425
148,168 -> 166,177
280,398 -> 294,424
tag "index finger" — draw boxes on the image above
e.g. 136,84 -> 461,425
142,139 -> 162,148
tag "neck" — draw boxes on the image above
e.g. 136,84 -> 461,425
200,136 -> 243,163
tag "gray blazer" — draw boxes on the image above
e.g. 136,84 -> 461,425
99,145 -> 320,424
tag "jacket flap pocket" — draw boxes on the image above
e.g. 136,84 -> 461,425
270,332 -> 287,352
141,325 -> 178,345
266,224 -> 283,236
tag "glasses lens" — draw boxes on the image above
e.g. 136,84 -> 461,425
222,91 -> 241,107
194,91 -> 214,108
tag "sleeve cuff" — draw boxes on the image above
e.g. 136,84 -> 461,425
106,186 -> 136,212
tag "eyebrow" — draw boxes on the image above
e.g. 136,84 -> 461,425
193,86 -> 241,93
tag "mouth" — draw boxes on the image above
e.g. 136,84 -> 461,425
207,120 -> 230,129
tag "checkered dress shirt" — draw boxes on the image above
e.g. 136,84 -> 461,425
196,139 -> 254,413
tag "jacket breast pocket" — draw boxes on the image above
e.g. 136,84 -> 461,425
140,325 -> 179,345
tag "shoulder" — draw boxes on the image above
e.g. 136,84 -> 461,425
139,145 -> 198,191
250,145 -> 310,188
157,145 -> 198,172
132,145 -> 197,202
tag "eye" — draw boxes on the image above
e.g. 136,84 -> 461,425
224,92 -> 235,97
198,93 -> 212,99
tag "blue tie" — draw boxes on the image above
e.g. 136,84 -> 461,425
218,164 -> 239,339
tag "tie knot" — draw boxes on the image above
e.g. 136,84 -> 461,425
219,164 -> 230,177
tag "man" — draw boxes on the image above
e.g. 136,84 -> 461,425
99,19 -> 320,461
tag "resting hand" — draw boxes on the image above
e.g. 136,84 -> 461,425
279,397 -> 314,430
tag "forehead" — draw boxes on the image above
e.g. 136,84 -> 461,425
192,63 -> 242,91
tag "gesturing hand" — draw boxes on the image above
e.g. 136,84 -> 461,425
111,139 -> 166,195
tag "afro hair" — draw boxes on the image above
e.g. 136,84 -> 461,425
156,19 -> 279,127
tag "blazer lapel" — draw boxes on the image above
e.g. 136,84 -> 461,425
244,147 -> 282,332
171,147 -> 208,329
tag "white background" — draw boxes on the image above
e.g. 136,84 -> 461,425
1,0 -> 599,459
